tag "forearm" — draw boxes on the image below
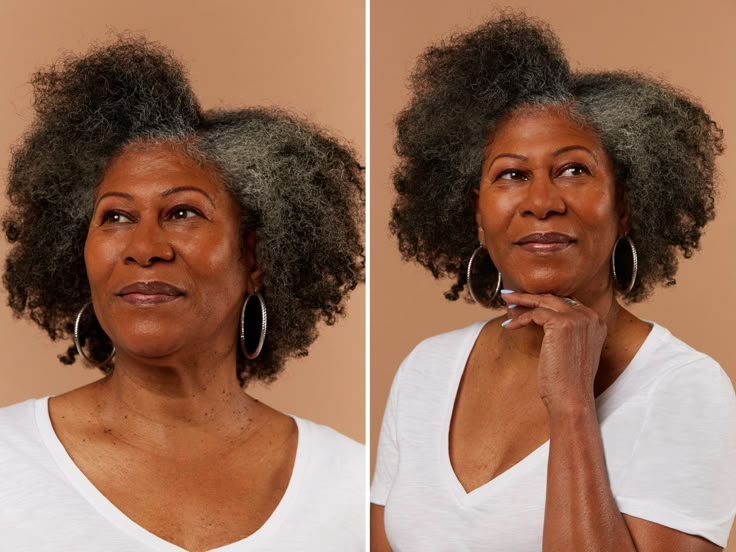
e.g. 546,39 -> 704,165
543,401 -> 637,552
370,504 -> 393,552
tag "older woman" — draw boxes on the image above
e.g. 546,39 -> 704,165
371,13 -> 736,552
0,38 -> 364,551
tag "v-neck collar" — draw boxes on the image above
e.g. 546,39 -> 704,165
441,319 -> 659,508
34,397 -> 310,551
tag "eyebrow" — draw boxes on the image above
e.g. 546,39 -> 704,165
488,145 -> 598,168
488,153 -> 528,166
95,192 -> 133,209
162,186 -> 216,207
552,145 -> 598,161
95,186 -> 216,209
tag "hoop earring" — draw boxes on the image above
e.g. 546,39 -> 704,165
611,236 -> 638,294
240,291 -> 267,359
466,246 -> 502,307
74,303 -> 115,367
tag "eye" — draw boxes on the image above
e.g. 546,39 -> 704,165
558,164 -> 589,177
101,210 -> 133,224
497,169 -> 527,181
167,206 -> 203,220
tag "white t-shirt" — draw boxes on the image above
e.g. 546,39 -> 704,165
0,397 -> 365,551
371,321 -> 736,550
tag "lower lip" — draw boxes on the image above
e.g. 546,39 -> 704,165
119,293 -> 182,305
517,241 -> 574,253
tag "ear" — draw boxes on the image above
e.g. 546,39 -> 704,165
242,232 -> 264,293
473,188 -> 485,245
615,184 -> 631,236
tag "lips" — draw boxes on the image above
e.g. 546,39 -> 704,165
514,232 -> 575,253
116,281 -> 184,305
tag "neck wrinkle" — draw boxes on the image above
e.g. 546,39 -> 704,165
91,349 -> 257,452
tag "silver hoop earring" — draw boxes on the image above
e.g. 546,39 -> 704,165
611,236 -> 638,294
74,303 -> 115,367
240,291 -> 267,360
466,246 -> 502,307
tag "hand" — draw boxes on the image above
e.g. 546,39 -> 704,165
500,291 -> 607,415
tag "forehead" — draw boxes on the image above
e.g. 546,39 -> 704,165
486,106 -> 606,156
97,141 -> 224,196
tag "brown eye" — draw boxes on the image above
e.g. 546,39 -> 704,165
559,164 -> 588,177
498,169 -> 527,181
101,210 -> 133,224
168,206 -> 201,220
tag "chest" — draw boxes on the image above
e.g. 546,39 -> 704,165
386,371 -> 551,552
60,428 -> 297,551
447,342 -> 550,493
449,379 -> 549,493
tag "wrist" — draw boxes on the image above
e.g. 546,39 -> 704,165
544,396 -> 597,423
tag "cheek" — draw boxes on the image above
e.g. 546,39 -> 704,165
477,191 -> 513,236
83,232 -> 119,288
198,240 -> 242,274
580,192 -> 620,239
181,229 -> 247,289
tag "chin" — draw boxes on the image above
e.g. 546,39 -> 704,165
106,321 -> 186,361
519,285 -> 573,297
116,339 -> 185,362
507,273 -> 577,297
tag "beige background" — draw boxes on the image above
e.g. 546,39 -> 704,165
370,0 -> 736,547
0,0 -> 365,443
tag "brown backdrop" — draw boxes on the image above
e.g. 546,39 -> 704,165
370,0 -> 736,547
0,0 -> 365,443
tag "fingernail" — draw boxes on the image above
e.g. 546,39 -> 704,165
501,318 -> 512,327
500,289 -> 514,295
507,304 -> 517,309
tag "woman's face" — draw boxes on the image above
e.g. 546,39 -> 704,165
476,107 -> 626,300
85,142 -> 258,362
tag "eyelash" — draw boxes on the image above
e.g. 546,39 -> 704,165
100,210 -> 133,224
497,169 -> 527,181
558,163 -> 589,177
167,205 -> 203,220
100,205 -> 204,224
495,163 -> 590,181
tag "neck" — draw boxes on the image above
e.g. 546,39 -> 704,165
496,288 -> 648,397
498,287 -> 627,365
90,348 -> 258,448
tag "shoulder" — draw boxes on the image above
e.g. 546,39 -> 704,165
277,418 -> 364,546
645,323 -> 732,400
397,319 -> 491,378
647,323 -> 722,371
294,417 -> 364,483
291,418 -> 364,519
0,398 -> 58,492
383,319 -> 492,404
610,326 -> 736,546
0,398 -> 42,450
626,323 -> 736,436
413,319 -> 490,355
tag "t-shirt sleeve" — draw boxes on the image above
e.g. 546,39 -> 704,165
614,358 -> 736,547
371,353 -> 408,506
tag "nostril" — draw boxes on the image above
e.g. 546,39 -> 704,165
519,187 -> 566,219
123,241 -> 175,266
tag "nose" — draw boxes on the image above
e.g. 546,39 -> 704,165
519,172 -> 566,219
122,218 -> 175,266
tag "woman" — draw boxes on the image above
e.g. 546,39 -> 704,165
371,13 -> 736,552
0,38 -> 364,551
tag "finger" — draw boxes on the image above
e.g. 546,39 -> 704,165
500,290 -> 584,313
501,305 -> 559,330
505,301 -> 530,318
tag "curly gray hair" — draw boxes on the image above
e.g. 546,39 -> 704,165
390,13 -> 722,307
3,37 -> 364,383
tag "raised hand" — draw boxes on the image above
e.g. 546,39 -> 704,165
499,290 -> 608,415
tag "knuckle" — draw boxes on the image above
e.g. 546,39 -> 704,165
558,317 -> 574,329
